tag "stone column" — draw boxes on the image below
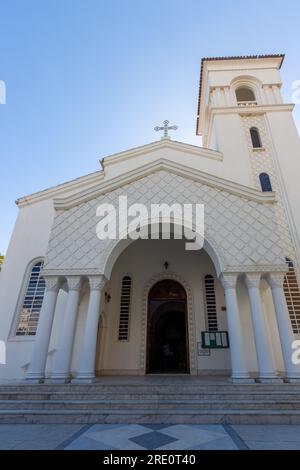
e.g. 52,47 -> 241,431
264,85 -> 274,105
272,85 -> 283,104
214,88 -> 221,107
75,275 -> 106,382
51,276 -> 82,382
245,273 -> 279,382
268,273 -> 300,382
26,276 -> 60,382
220,274 -> 252,382
224,87 -> 231,106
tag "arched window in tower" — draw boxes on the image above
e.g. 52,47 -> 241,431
204,274 -> 218,331
283,258 -> 300,334
15,259 -> 45,336
259,173 -> 273,192
118,276 -> 132,341
235,86 -> 256,104
250,127 -> 262,148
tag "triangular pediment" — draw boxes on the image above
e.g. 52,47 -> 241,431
101,139 -> 223,167
44,163 -> 284,276
53,157 -> 275,210
16,139 -> 222,208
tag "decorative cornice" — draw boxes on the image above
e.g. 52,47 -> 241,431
16,171 -> 104,208
210,103 -> 294,118
53,158 -> 276,210
42,263 -> 286,283
42,268 -> 101,276
222,264 -> 287,273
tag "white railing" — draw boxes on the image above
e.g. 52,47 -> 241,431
237,100 -> 258,107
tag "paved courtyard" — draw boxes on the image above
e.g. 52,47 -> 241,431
0,424 -> 300,450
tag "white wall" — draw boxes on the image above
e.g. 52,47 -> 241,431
267,111 -> 300,261
0,199 -> 55,380
213,114 -> 254,186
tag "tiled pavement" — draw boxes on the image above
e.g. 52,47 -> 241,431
62,424 -> 238,450
0,424 -> 300,450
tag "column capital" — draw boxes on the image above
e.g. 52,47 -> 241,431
67,276 -> 82,292
44,276 -> 61,293
245,272 -> 262,288
219,273 -> 239,289
267,272 -> 286,289
88,275 -> 107,291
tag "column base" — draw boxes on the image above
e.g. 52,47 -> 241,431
25,379 -> 45,384
230,377 -> 254,384
283,374 -> 300,383
25,373 -> 45,384
47,377 -> 72,384
256,375 -> 282,383
49,371 -> 72,383
72,374 -> 96,384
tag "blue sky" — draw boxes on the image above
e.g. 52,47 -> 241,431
1,0 -> 300,254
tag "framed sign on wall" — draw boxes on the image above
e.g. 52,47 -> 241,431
201,331 -> 230,349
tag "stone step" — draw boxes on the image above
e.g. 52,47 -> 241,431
0,384 -> 298,394
0,408 -> 300,424
0,399 -> 299,411
0,391 -> 299,401
0,382 -> 300,393
0,381 -> 299,424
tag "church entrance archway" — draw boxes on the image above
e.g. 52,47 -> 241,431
147,279 -> 189,373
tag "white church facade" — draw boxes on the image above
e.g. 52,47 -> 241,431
1,54 -> 300,384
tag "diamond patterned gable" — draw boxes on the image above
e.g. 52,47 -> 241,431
44,170 -> 285,274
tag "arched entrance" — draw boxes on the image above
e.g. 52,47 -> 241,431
147,279 -> 189,373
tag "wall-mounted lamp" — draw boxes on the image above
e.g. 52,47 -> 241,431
164,261 -> 169,270
105,292 -> 111,303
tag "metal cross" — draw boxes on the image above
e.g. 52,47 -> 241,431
154,120 -> 178,139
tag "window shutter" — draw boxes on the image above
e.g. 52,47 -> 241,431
204,274 -> 218,331
118,276 -> 132,341
284,258 -> 300,334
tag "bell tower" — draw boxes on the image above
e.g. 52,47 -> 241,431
196,55 -> 300,280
